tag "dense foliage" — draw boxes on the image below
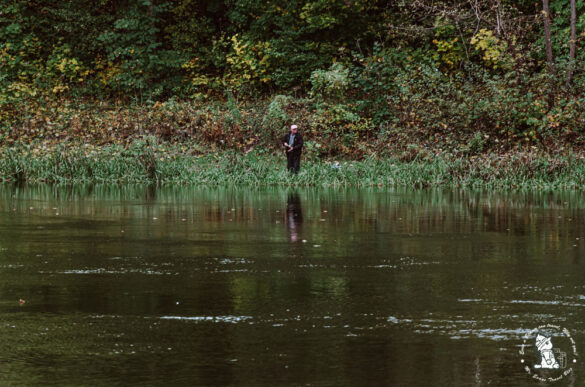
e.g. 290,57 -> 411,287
1,0 -> 584,154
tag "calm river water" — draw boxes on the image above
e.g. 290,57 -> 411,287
1,184 -> 584,385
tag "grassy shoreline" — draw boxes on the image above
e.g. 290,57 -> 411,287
1,141 -> 584,190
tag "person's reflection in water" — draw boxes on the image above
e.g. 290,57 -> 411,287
286,193 -> 303,242
145,184 -> 157,202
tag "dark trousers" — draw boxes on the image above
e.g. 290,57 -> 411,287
286,152 -> 301,174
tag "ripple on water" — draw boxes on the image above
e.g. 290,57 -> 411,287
508,299 -> 585,307
160,315 -> 253,323
385,315 -> 537,341
42,268 -> 175,275
458,298 -> 585,308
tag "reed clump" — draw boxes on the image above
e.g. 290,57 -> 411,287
1,140 -> 584,189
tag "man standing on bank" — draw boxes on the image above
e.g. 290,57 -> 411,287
282,124 -> 304,174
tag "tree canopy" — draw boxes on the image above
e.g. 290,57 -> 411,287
1,0 -> 581,98
1,0 -> 584,150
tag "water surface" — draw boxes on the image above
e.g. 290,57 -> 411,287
1,185 -> 584,385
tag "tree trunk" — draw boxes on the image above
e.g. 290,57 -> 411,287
543,0 -> 555,108
567,0 -> 577,88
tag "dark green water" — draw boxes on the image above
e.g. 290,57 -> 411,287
1,185 -> 584,385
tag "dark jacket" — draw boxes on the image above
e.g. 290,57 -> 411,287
282,132 -> 303,154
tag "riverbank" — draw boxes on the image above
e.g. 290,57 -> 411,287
1,140 -> 584,189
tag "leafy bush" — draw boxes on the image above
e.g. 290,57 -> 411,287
96,1 -> 183,98
310,62 -> 350,101
263,95 -> 292,142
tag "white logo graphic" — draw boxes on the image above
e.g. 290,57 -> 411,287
520,324 -> 578,383
534,333 -> 561,369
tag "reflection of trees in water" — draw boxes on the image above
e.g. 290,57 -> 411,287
1,185 -> 585,263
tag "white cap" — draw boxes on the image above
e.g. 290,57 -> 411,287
291,125 -> 298,130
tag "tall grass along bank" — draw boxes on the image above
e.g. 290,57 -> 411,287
1,141 -> 584,190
